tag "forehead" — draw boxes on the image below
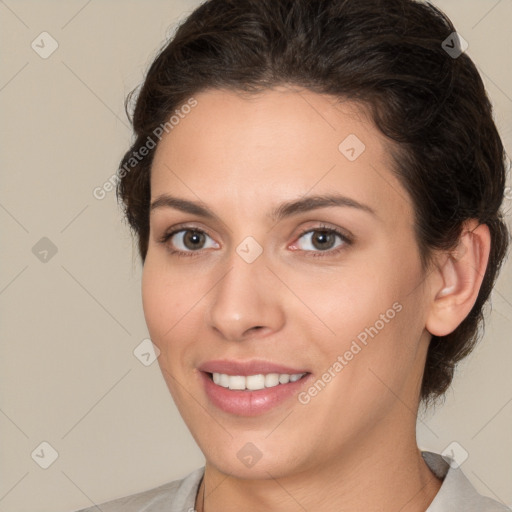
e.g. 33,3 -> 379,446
150,87 -> 412,224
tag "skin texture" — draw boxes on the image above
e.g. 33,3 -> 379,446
142,86 -> 490,512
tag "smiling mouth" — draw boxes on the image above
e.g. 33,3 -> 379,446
206,371 -> 310,391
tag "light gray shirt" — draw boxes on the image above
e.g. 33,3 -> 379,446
74,451 -> 510,511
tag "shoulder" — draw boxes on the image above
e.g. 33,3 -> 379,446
421,451 -> 511,512
479,497 -> 512,512
71,466 -> 205,512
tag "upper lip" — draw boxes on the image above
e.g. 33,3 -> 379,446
198,359 -> 310,376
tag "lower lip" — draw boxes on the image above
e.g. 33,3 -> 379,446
200,371 -> 312,417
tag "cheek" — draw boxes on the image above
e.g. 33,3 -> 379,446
141,259 -> 193,348
290,264 -> 396,343
141,255 -> 214,381
141,263 -> 167,343
141,260 -> 199,407
309,252 -> 425,383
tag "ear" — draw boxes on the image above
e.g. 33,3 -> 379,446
425,220 -> 491,337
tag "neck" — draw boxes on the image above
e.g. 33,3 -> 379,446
196,440 -> 442,512
196,421 -> 442,512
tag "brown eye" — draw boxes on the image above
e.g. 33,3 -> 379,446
181,230 -> 207,250
311,230 -> 337,250
161,228 -> 219,255
295,228 -> 349,253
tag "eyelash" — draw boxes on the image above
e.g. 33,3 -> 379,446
158,223 -> 353,259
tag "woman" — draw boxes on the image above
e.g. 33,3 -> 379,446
76,0 -> 510,510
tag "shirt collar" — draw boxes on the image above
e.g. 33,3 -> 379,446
421,450 -> 492,511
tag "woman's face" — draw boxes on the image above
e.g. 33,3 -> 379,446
143,87 -> 433,478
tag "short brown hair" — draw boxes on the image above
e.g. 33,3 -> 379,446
117,0 -> 510,408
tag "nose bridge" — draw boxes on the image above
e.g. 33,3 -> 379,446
205,241 -> 284,340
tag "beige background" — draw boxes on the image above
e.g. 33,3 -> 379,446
1,1 -> 511,511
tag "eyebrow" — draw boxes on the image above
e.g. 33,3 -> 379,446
150,193 -> 377,222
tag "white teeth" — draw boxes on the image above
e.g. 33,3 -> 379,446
219,373 -> 229,388
228,375 -> 246,390
264,373 -> 280,387
246,374 -> 265,390
211,372 -> 307,390
278,374 -> 290,384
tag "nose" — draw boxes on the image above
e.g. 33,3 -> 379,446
204,249 -> 286,342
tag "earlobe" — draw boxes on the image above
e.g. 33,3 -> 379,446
425,220 -> 491,337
